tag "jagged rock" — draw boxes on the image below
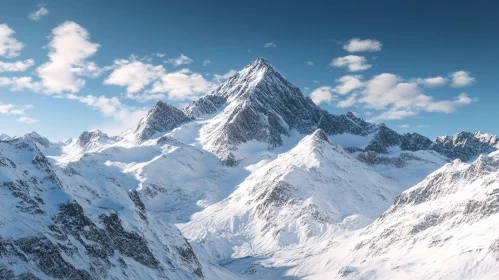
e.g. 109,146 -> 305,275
430,131 -> 499,161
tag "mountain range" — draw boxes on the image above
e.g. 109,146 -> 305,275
0,58 -> 498,279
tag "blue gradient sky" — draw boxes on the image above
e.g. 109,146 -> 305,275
0,0 -> 497,140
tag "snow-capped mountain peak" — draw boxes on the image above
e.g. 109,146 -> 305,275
125,100 -> 192,143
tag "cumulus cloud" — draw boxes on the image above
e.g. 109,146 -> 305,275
333,75 -> 364,95
104,60 -> 165,94
416,76 -> 447,87
343,38 -> 382,53
450,71 -> 475,87
0,59 -> 35,72
310,86 -> 335,105
28,4 -> 49,21
150,69 -> 214,101
264,42 -> 277,48
331,55 -> 371,72
342,73 -> 477,121
166,54 -> 193,66
203,59 -> 211,66
305,61 -> 314,66
0,24 -> 24,58
36,21 -> 100,94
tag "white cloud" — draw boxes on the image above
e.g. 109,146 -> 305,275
333,75 -> 364,95
310,86 -> 335,105
0,103 -> 32,115
370,109 -> 418,121
203,59 -> 211,66
36,21 -> 100,94
264,42 -> 277,48
337,94 -> 358,108
343,38 -> 382,53
0,24 -> 24,58
331,55 -> 371,72
426,93 -> 475,113
17,116 -> 39,124
28,4 -> 49,21
0,76 -> 42,92
450,71 -> 475,87
166,54 -> 193,66
66,93 -> 148,133
213,69 -> 237,83
0,102 -> 37,123
417,76 -> 447,87
104,60 -> 165,93
356,73 -> 476,121
155,53 -> 166,58
0,59 -> 35,72
150,69 -> 214,101
305,61 -> 314,66
398,124 -> 410,128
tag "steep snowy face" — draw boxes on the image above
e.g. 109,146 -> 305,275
197,58 -> 323,161
430,131 -> 499,161
183,94 -> 227,118
284,152 -> 499,280
181,129 -> 401,259
126,100 -> 192,143
0,136 -> 203,279
0,133 -> 10,140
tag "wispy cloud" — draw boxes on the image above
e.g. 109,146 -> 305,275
17,116 -> 39,124
0,103 -> 38,124
28,3 -> 49,21
166,54 -> 193,66
203,59 -> 211,66
264,42 -> 277,48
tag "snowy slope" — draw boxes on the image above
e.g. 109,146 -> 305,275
0,135 -> 203,279
1,57 -> 498,280
261,151 -> 499,280
180,129 -> 403,262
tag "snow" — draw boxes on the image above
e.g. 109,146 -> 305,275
1,58 -> 497,279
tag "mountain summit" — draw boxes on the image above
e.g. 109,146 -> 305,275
182,58 -> 375,162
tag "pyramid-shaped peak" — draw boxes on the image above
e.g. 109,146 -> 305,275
241,57 -> 278,75
127,100 -> 192,143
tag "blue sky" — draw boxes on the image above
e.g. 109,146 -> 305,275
0,0 -> 497,141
